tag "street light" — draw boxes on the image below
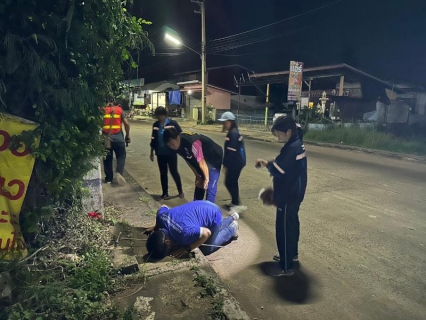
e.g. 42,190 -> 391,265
165,32 -> 206,124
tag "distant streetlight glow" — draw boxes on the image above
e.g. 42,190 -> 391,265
188,90 -> 193,95
165,33 -> 181,45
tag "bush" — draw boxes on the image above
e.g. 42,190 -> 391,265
0,0 -> 153,238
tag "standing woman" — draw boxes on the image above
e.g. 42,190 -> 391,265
150,107 -> 184,200
218,112 -> 246,208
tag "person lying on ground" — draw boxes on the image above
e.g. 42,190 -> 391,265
145,201 -> 247,260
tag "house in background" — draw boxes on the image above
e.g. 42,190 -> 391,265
132,81 -> 180,113
177,80 -> 236,120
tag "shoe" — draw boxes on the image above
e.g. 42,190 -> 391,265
265,263 -> 294,277
225,202 -> 236,208
273,254 -> 298,262
230,212 -> 239,221
159,194 -> 170,200
230,221 -> 239,239
116,173 -> 126,186
178,193 -> 185,199
230,205 -> 247,215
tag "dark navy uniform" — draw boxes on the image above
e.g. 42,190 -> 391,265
267,134 -> 307,271
223,128 -> 246,205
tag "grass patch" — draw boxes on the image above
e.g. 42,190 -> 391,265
0,205 -> 141,320
305,126 -> 426,156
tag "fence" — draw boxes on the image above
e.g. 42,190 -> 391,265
237,117 -> 274,132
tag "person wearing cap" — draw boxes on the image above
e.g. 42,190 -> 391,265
163,128 -> 223,203
218,111 -> 246,208
144,201 -> 245,259
255,116 -> 307,277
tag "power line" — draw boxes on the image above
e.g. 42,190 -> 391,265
208,0 -> 345,46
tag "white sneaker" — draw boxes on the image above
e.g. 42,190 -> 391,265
230,205 -> 247,215
230,212 -> 239,221
116,173 -> 126,186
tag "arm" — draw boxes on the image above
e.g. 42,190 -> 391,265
188,227 -> 211,250
191,140 -> 209,188
150,124 -> 156,161
266,149 -> 297,177
122,116 -> 131,142
198,159 -> 210,189
170,227 -> 212,258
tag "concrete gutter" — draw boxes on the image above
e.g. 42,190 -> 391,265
105,167 -> 250,319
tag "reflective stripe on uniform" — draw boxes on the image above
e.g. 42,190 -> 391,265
226,147 -> 237,151
103,125 -> 121,130
273,162 -> 285,174
104,114 -> 121,119
296,152 -> 306,160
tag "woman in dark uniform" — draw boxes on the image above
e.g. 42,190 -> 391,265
218,112 -> 246,208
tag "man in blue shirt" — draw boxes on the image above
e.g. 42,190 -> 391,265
145,201 -> 245,259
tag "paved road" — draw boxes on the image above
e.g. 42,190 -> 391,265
123,121 -> 426,320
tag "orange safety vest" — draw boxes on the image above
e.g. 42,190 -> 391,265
102,106 -> 123,135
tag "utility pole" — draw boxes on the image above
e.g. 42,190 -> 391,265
192,0 -> 206,124
265,83 -> 270,126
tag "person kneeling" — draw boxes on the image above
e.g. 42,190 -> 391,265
145,201 -> 244,260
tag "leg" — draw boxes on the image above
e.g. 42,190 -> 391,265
157,155 -> 169,196
103,148 -> 114,182
276,203 -> 301,271
205,166 -> 221,203
194,186 -> 205,201
167,154 -> 183,194
225,167 -> 242,205
201,217 -> 236,255
113,142 -> 127,175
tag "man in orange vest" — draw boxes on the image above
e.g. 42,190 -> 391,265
102,101 -> 131,185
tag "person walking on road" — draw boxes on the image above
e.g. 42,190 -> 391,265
163,128 -> 223,203
218,112 -> 246,208
255,116 -> 307,276
102,101 -> 131,185
150,107 -> 184,200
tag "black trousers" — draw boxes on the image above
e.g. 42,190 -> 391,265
157,154 -> 183,195
276,202 -> 301,271
104,142 -> 126,182
224,166 -> 243,205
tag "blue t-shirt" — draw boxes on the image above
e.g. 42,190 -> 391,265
156,201 -> 222,246
156,118 -> 173,155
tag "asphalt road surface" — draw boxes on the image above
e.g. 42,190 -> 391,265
122,121 -> 426,320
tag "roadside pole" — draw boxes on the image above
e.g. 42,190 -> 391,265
265,83 -> 270,126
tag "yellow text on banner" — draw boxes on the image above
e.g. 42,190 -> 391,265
0,113 -> 40,259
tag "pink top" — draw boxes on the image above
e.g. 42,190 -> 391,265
191,140 -> 204,163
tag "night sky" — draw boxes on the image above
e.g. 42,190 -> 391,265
131,0 -> 426,86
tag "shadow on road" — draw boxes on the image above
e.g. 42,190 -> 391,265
258,261 -> 321,304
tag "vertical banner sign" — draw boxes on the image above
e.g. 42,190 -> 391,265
0,113 -> 40,259
287,61 -> 304,101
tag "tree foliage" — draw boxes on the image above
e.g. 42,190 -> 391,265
0,0 -> 154,237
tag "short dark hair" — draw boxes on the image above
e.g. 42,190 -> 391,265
163,127 -> 180,144
154,106 -> 168,117
271,116 -> 296,135
146,231 -> 168,260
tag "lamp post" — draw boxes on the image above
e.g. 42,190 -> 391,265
165,33 -> 206,124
